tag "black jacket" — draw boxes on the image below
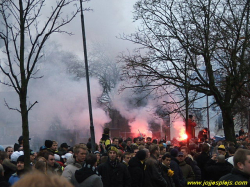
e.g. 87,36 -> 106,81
161,163 -> 175,187
185,157 -> 201,180
205,159 -> 233,181
144,156 -> 167,187
97,158 -> 131,187
170,157 -> 186,187
128,157 -> 145,187
219,168 -> 250,187
195,151 -> 211,180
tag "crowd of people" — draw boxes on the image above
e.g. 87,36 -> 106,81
0,127 -> 250,187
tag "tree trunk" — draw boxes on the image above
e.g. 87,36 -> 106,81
20,91 -> 30,170
221,107 -> 236,142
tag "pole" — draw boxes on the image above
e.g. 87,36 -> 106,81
79,0 -> 96,153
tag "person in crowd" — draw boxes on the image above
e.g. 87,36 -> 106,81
219,149 -> 250,186
44,152 -> 62,175
180,146 -> 201,180
117,150 -> 124,163
34,161 -> 47,174
161,153 -> 175,187
205,154 -> 233,181
62,144 -> 88,180
14,136 -> 26,151
125,137 -> 133,153
71,153 -> 103,187
133,138 -> 139,146
97,144 -> 131,187
99,127 -> 111,154
239,127 -> 245,137
1,150 -> 16,182
5,147 -> 13,159
61,153 -> 73,166
128,150 -> 146,187
0,163 -> 10,187
160,145 -> 167,156
112,137 -> 120,148
123,152 -> 131,166
51,140 -> 59,154
217,145 -> 230,158
30,150 -> 36,166
170,149 -> 186,187
145,137 -> 152,149
45,140 -> 55,153
94,151 -> 101,166
144,144 -> 167,187
187,115 -> 197,139
58,143 -> 70,156
177,152 -> 195,182
195,143 -> 211,181
8,155 -> 26,186
12,172 -> 73,187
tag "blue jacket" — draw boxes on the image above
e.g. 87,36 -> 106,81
8,173 -> 20,186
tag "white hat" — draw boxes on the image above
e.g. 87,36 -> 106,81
11,151 -> 24,162
61,153 -> 72,160
54,154 -> 61,161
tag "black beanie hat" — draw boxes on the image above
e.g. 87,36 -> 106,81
17,155 -> 25,163
135,150 -> 147,161
45,140 -> 53,148
170,148 -> 178,157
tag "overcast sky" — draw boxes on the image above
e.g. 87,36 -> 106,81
51,0 -> 138,58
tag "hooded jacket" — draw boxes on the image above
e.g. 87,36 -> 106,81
128,156 -> 145,187
71,165 -> 103,187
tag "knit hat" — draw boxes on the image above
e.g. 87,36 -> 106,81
11,151 -> 24,162
135,150 -> 147,161
45,140 -> 53,148
170,148 -> 178,157
218,145 -> 226,151
17,155 -> 25,163
107,144 -> 118,154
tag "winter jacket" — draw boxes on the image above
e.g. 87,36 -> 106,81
144,156 -> 167,187
2,159 -> 16,182
71,166 -> 103,187
205,159 -> 233,181
128,157 -> 145,187
97,158 -> 131,187
161,163 -> 175,187
170,157 -> 186,187
219,168 -> 250,187
195,151 -> 211,180
184,157 -> 201,180
8,173 -> 20,186
62,158 -> 82,181
179,161 -> 195,181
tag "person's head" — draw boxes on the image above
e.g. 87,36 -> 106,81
180,146 -> 189,158
51,141 -> 58,151
217,155 -> 225,163
35,161 -> 47,173
146,137 -> 152,144
73,144 -> 88,163
160,146 -> 166,155
149,144 -> 159,157
103,127 -> 110,135
112,138 -> 119,146
117,150 -> 123,162
17,155 -> 25,171
132,145 -> 139,154
126,138 -> 132,146
94,151 -> 101,161
5,146 -> 13,157
123,152 -> 131,164
218,145 -> 226,155
162,153 -> 171,167
30,150 -> 35,162
201,143 -> 210,153
189,115 -> 193,119
234,149 -> 250,175
228,146 -> 236,156
18,136 -> 24,145
143,148 -> 150,158
84,153 -> 97,167
135,150 -> 147,161
177,152 -> 184,162
45,140 -> 53,149
12,172 -> 73,187
44,152 -> 55,167
107,145 -> 118,161
134,138 -> 139,144
60,143 -> 70,151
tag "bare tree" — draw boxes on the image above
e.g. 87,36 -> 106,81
120,0 -> 250,142
0,0 -> 83,169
